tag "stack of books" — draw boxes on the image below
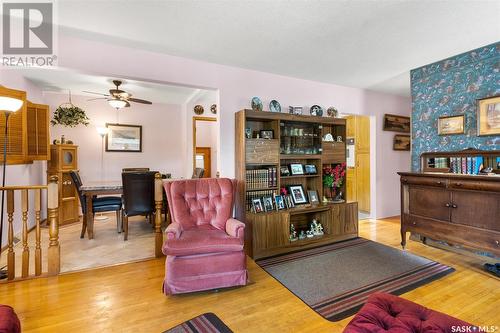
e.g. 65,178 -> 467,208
449,156 -> 483,175
246,167 -> 277,190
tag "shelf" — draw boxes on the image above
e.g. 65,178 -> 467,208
289,234 -> 326,245
246,187 -> 278,192
280,154 -> 322,160
246,163 -> 279,166
281,174 -> 320,179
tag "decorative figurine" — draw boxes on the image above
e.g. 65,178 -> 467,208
299,230 -> 306,240
289,224 -> 298,242
315,222 -> 324,236
306,230 -> 314,238
337,136 -> 343,142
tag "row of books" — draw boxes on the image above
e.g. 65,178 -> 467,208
431,157 -> 449,169
245,167 -> 278,190
450,157 -> 483,175
245,190 -> 275,212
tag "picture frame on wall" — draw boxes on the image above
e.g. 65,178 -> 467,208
105,123 -> 142,152
438,115 -> 465,135
288,185 -> 308,205
383,114 -> 411,133
477,95 -> 500,136
393,135 -> 411,151
289,163 -> 304,175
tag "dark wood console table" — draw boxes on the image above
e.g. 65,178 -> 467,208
398,172 -> 500,256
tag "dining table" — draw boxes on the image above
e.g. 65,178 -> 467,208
80,177 -> 176,239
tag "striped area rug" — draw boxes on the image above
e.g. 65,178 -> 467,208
164,313 -> 233,333
257,238 -> 455,321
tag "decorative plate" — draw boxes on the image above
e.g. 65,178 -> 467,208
251,97 -> 263,112
269,100 -> 281,112
194,105 -> 204,115
327,106 -> 338,118
310,105 -> 323,116
210,104 -> 217,114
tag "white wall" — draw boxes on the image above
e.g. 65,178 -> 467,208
44,93 -> 186,181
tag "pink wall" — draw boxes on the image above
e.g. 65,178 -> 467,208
44,93 -> 186,181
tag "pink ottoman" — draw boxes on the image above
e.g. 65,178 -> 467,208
343,293 -> 472,333
0,305 -> 20,333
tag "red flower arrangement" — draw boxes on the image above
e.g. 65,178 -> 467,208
323,163 -> 346,190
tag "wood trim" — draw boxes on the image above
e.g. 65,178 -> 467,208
192,116 -> 217,174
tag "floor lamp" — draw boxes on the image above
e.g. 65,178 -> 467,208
0,97 -> 24,280
95,127 -> 109,221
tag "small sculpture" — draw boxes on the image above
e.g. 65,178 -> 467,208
299,230 -> 306,240
290,224 -> 298,242
306,230 -> 314,238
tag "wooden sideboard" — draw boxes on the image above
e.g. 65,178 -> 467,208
398,172 -> 500,256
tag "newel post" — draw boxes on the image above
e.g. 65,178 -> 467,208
47,175 -> 60,276
154,173 -> 164,258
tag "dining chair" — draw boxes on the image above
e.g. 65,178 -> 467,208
69,171 -> 123,238
121,171 -> 156,240
191,168 -> 205,179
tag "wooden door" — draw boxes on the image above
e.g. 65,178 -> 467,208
356,152 -> 370,212
408,186 -> 450,221
195,147 -> 211,178
356,116 -> 370,153
346,168 -> 356,201
451,191 -> 500,231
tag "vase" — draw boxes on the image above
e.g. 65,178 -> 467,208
323,186 -> 334,201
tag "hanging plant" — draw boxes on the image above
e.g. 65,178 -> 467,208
50,91 -> 90,127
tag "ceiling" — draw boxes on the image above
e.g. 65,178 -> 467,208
55,0 -> 500,97
19,68 -> 211,105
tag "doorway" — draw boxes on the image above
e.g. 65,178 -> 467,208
193,116 -> 217,178
346,115 -> 371,215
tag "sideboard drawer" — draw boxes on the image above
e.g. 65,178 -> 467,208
246,139 -> 279,164
401,176 -> 446,188
448,180 -> 483,191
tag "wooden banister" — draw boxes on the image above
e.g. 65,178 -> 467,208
2,176 -> 59,281
154,173 -> 163,258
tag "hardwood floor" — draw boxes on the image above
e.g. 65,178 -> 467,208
0,217 -> 499,332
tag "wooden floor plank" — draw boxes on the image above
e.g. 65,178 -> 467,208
0,216 -> 499,332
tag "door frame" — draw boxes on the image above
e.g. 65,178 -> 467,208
192,116 -> 217,176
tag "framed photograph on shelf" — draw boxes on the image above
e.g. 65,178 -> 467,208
383,114 -> 410,133
307,190 -> 319,205
259,129 -> 274,139
274,195 -> 285,210
280,165 -> 290,177
438,115 -> 464,135
304,164 -> 317,175
289,185 -> 308,205
284,194 -> 295,209
477,95 -> 500,136
252,198 -> 263,213
262,196 -> 274,212
105,123 -> 142,152
393,135 -> 411,151
289,163 -> 304,175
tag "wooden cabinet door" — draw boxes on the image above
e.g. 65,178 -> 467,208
356,152 -> 370,212
408,186 -> 450,221
356,116 -> 370,153
252,212 -> 288,251
451,191 -> 500,232
346,168 -> 356,202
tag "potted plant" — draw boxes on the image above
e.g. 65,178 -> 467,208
323,163 -> 346,202
50,92 -> 90,143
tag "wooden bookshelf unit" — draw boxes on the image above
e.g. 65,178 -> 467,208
235,109 -> 358,259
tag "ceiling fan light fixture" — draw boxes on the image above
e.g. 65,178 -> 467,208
0,96 -> 24,113
108,99 -> 127,109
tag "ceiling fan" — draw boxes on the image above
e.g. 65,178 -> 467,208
83,80 -> 153,109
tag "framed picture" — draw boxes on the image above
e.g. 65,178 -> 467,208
262,196 -> 274,212
105,123 -> 142,152
307,190 -> 319,205
284,194 -> 295,209
289,163 -> 304,175
260,130 -> 274,139
304,164 -> 317,175
438,115 -> 464,135
280,166 -> 290,177
477,95 -> 500,136
393,135 -> 411,151
252,198 -> 263,213
274,195 -> 286,210
383,114 -> 411,133
289,185 -> 308,205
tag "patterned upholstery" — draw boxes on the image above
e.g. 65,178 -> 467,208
343,293 -> 472,333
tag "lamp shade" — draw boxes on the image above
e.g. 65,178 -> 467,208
108,99 -> 127,109
96,127 -> 109,137
0,96 -> 23,112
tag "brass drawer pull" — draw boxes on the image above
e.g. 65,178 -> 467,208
451,204 -> 457,208
445,203 -> 450,207
495,240 -> 499,246
455,182 -> 462,186
436,181 -> 442,185
402,178 -> 408,183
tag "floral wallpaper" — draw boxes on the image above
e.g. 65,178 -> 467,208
410,42 -> 500,171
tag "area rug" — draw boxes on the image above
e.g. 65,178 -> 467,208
256,238 -> 455,321
164,313 -> 233,333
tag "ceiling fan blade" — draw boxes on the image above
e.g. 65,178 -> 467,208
87,97 -> 108,101
128,97 -> 152,105
83,91 -> 110,96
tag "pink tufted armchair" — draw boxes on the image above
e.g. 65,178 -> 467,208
162,178 -> 248,295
